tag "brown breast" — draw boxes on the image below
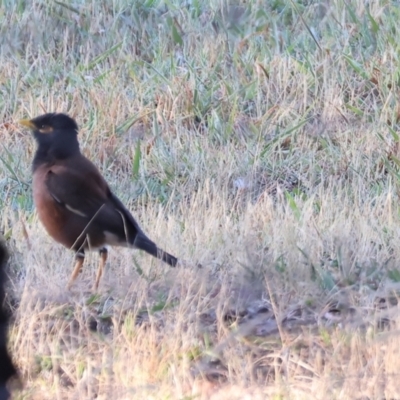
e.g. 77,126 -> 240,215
32,165 -> 75,248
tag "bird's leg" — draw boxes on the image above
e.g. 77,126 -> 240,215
93,248 -> 108,291
67,251 -> 85,289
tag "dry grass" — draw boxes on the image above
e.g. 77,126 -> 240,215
2,0 -> 400,398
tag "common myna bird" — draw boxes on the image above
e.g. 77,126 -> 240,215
20,113 -> 178,290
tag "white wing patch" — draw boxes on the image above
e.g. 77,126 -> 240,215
65,204 -> 87,217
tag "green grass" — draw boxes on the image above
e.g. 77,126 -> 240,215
2,0 -> 400,398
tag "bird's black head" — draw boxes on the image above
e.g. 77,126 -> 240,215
20,113 -> 79,135
20,113 -> 81,170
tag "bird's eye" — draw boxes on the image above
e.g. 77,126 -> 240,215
38,124 -> 53,134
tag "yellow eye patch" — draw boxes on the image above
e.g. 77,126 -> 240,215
38,125 -> 54,134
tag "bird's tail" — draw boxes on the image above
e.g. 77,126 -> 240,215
134,233 -> 178,267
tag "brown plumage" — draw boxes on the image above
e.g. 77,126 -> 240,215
20,113 -> 178,290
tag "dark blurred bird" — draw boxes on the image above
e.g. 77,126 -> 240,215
20,113 -> 178,290
0,242 -> 17,400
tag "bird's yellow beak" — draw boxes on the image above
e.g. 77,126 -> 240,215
19,119 -> 36,129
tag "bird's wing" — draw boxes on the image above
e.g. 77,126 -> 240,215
108,191 -> 142,228
45,161 -> 112,219
45,160 -> 143,243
